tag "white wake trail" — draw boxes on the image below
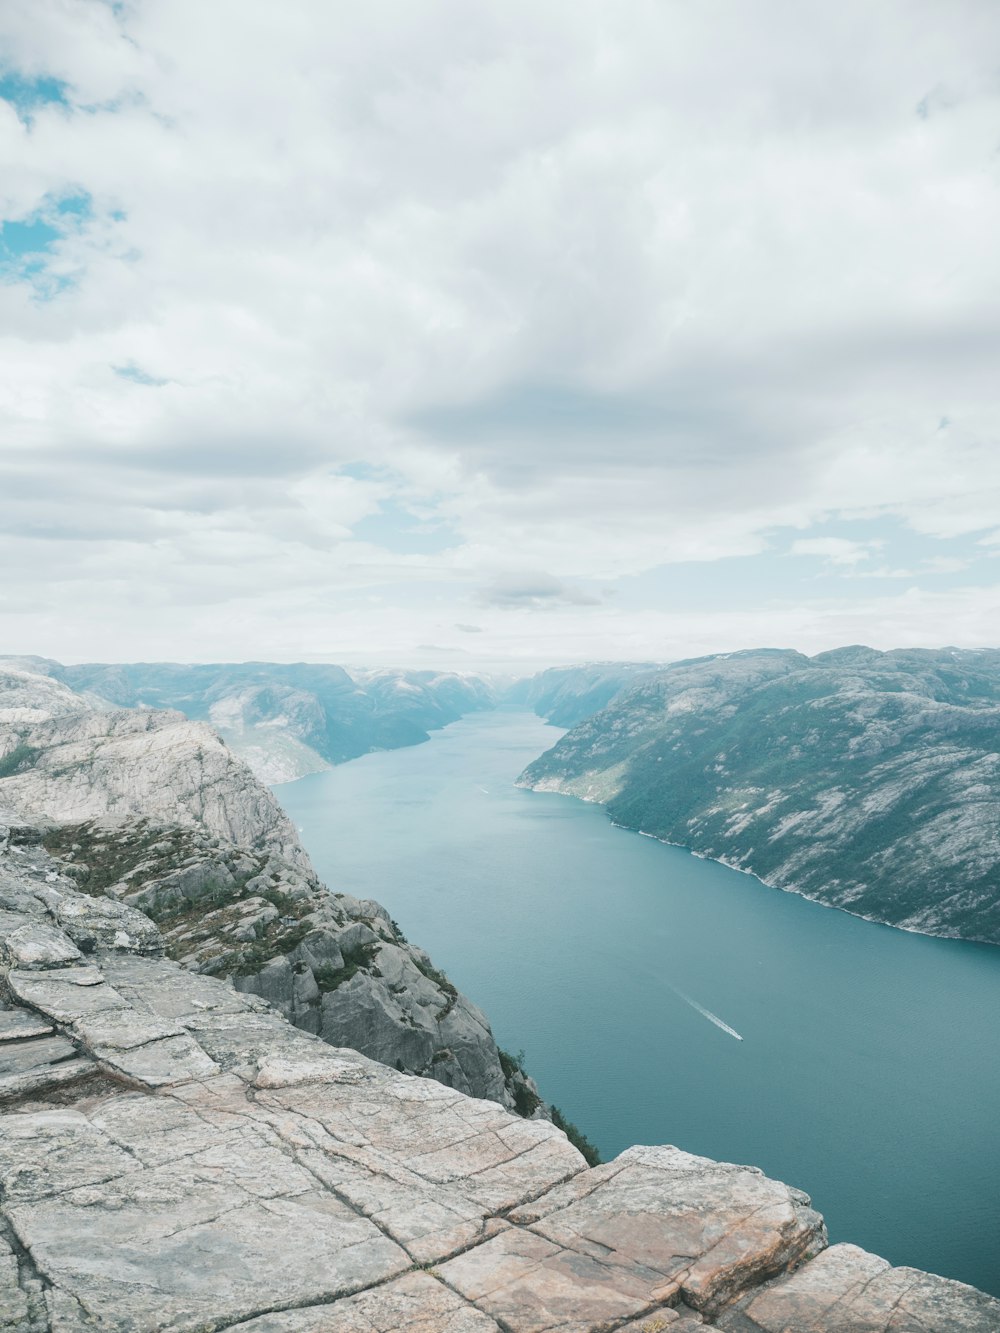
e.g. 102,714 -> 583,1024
669,986 -> 743,1041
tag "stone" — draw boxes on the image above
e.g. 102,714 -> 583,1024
233,1271 -> 503,1330
464,1144 -> 826,1322
6,967 -> 129,1023
0,1035 -> 79,1078
0,1232 -> 30,1332
718,1242 -> 1000,1332
52,892 -> 162,956
0,923 -> 81,970
0,1005 -> 53,1042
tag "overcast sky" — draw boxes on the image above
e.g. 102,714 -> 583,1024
2,1 -> 999,672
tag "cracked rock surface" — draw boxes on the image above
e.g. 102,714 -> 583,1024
2,851 -> 997,1331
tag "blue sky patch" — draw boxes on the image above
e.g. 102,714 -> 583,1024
0,70 -> 70,119
113,363 -> 169,387
352,499 -> 460,555
0,191 -> 94,292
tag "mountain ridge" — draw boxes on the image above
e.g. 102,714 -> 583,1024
518,646 -> 1000,945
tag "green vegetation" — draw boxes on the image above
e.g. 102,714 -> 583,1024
497,1047 -> 527,1080
313,941 -> 380,992
550,1105 -> 602,1167
412,956 -> 458,1020
0,744 -> 38,778
498,1050 -> 599,1157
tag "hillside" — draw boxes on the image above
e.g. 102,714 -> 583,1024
519,647 -> 1000,944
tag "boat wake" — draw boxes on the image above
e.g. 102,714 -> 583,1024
669,986 -> 743,1041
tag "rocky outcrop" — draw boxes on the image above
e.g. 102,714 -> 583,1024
519,647 -> 1000,944
0,664 -> 537,1113
0,700 -> 306,869
2,847 -> 997,1331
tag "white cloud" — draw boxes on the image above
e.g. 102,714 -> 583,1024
789,538 -> 880,567
1,1 -> 999,664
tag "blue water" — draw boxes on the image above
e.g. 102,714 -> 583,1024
276,711 -> 1000,1296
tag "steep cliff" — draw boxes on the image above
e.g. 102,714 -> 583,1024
518,647 -> 1000,943
0,664 -> 533,1112
2,831 -> 997,1331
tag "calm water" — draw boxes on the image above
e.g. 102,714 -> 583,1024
276,711 -> 1000,1295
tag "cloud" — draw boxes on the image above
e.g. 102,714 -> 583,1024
0,1 -> 999,664
478,572 -> 602,608
789,538 -> 881,567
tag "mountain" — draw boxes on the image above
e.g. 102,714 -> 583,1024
0,661 -> 536,1111
505,660 -> 660,726
518,647 -> 1000,944
17,658 -> 496,783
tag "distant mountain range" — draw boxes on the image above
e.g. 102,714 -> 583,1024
2,657 -> 496,783
518,647 -> 1000,945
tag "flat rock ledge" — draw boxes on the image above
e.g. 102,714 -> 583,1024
2,862 -> 998,1332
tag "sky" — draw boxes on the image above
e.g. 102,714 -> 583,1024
2,1 -> 999,674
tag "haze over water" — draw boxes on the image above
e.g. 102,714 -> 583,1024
278,710 -> 1000,1296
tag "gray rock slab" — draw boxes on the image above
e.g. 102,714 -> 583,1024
232,1270 -> 502,1331
0,1108 -> 141,1202
0,922 -> 82,970
438,1225 -> 660,1332
6,967 -> 128,1024
256,1067 -> 583,1213
495,1144 -> 825,1318
72,1011 -> 220,1088
5,1130 -> 409,1331
0,1035 -> 78,1078
0,1006 -> 53,1042
0,1233 -> 30,1332
53,892 -> 162,955
718,1242 -> 1000,1332
0,1057 -> 100,1107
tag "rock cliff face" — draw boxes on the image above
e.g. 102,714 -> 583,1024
2,836 -> 997,1331
519,647 -> 1000,944
29,659 -> 497,783
0,665 -> 531,1112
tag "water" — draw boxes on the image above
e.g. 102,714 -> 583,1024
276,710 -> 1000,1296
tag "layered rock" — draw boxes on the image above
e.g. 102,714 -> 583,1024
1,847 -> 996,1331
519,647 -> 1000,943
